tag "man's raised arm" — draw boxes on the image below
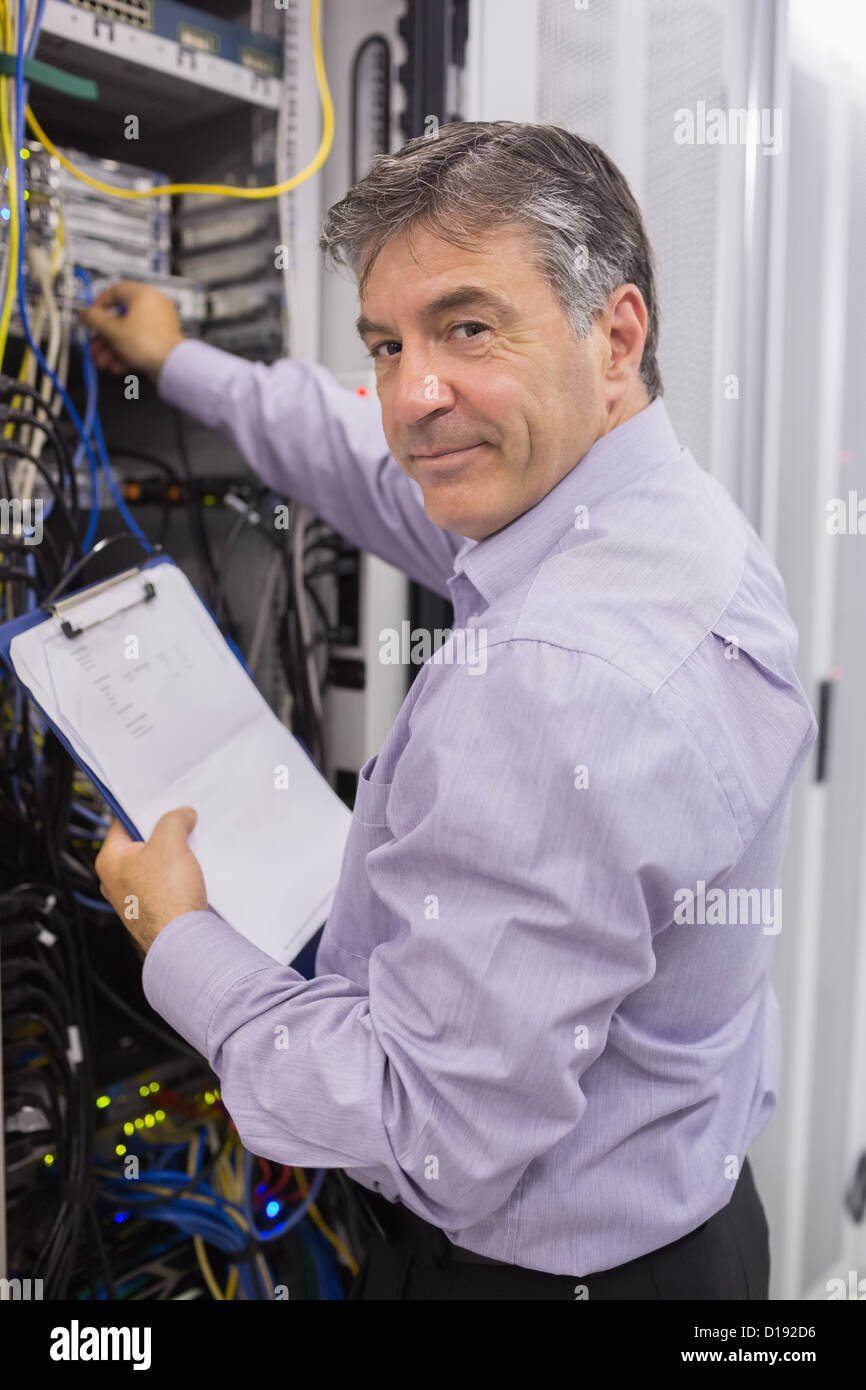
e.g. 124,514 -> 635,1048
78,282 -> 463,599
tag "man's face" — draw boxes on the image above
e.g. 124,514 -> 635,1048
357,223 -> 613,540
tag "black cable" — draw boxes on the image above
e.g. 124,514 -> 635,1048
104,438 -> 243,642
291,525 -> 327,764
0,373 -> 62,417
0,517 -> 63,592
12,956 -> 78,1023
0,440 -> 79,560
87,1202 -> 118,1300
302,578 -> 335,642
0,404 -> 79,518
0,404 -> 75,472
279,541 -> 312,751
303,537 -> 349,558
213,509 -> 251,631
96,1123 -> 229,1211
1,890 -> 100,1297
0,563 -> 39,585
305,559 -> 354,582
89,968 -> 205,1063
172,409 -> 220,608
102,446 -> 204,566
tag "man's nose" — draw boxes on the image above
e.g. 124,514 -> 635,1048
389,346 -> 457,426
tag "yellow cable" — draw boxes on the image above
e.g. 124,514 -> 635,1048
185,1136 -> 234,1301
223,1136 -> 267,1298
0,0 -> 20,366
91,1154 -> 249,1300
3,220 -> 64,439
293,1166 -> 359,1276
212,1140 -> 237,1297
24,0 -> 333,200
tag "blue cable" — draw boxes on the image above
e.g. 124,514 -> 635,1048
24,548 -> 42,797
104,1169 -> 248,1224
98,1185 -> 257,1279
71,313 -> 99,550
100,1160 -> 283,1299
7,525 -> 44,812
12,10 -> 150,552
303,1219 -> 345,1300
70,799 -> 109,825
75,267 -> 151,545
10,7 -> 99,546
303,1219 -> 330,1299
72,891 -> 115,913
26,0 -> 46,58
100,1182 -> 246,1235
143,1143 -> 190,1164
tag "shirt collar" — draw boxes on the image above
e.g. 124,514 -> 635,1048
447,397 -> 682,612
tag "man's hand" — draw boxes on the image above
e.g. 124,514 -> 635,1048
77,281 -> 185,382
95,807 -> 208,955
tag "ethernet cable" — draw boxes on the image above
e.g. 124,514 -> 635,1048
0,0 -> 21,361
12,15 -> 146,550
0,0 -> 106,549
24,0 -> 334,201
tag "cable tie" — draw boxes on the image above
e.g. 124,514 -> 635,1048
65,1025 -> 83,1068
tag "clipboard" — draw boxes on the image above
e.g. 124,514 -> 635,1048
0,543 -> 353,965
0,546 -> 241,843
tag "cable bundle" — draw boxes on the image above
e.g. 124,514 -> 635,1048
0,0 -> 361,1301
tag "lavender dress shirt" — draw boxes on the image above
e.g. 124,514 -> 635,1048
143,340 -> 817,1277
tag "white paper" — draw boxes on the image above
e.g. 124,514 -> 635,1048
10,562 -> 352,965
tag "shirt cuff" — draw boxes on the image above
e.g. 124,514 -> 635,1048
155,338 -> 241,420
141,909 -> 290,1058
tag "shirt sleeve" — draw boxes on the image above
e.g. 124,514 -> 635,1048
141,639 -> 744,1232
155,339 -> 463,598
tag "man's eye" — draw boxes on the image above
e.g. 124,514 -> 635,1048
369,341 -> 400,359
452,321 -> 489,339
367,322 -> 488,358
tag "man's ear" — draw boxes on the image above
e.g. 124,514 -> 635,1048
606,285 -> 648,377
598,285 -> 649,408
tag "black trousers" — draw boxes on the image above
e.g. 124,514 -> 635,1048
347,1156 -> 770,1300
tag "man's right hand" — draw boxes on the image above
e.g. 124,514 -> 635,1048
77,281 -> 186,382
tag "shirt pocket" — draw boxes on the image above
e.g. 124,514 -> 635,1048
315,753 -> 397,978
351,751 -> 392,829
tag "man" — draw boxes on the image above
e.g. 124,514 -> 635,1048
83,121 -> 816,1300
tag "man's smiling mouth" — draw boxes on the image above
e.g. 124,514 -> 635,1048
413,443 -> 487,463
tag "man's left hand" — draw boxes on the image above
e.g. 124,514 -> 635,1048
95,806 -> 208,954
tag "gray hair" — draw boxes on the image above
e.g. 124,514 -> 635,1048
319,120 -> 663,401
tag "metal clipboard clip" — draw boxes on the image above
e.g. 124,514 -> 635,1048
40,537 -> 162,640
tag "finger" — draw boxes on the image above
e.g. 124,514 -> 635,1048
149,806 -> 198,852
88,339 -> 111,365
77,304 -> 122,336
95,816 -> 135,871
92,280 -> 138,309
